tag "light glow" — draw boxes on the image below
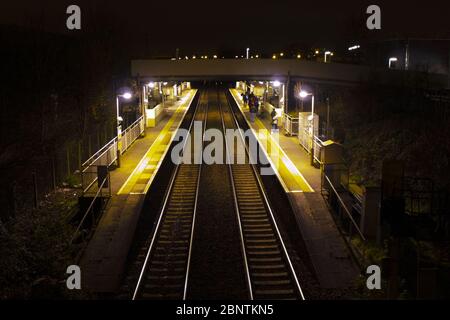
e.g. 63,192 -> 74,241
122,92 -> 132,99
299,90 -> 310,98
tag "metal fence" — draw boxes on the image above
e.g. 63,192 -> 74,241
80,116 -> 144,194
120,116 -> 145,154
283,113 -> 299,136
81,138 -> 117,193
321,164 -> 366,242
71,173 -> 111,244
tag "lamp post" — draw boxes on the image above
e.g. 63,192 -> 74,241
324,51 -> 333,63
300,90 -> 315,166
388,57 -> 398,69
116,92 -> 132,167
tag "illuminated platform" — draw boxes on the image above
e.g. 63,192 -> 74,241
229,88 -> 360,288
118,91 -> 196,195
80,90 -> 196,293
230,89 -> 315,193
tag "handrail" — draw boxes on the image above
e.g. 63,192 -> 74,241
122,116 -> 143,136
82,116 -> 144,170
82,137 -> 117,170
283,113 -> 298,120
323,174 -> 366,241
71,176 -> 108,244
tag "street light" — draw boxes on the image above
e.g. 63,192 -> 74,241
348,45 -> 360,51
116,92 -> 132,167
246,48 -> 250,59
299,90 -> 315,166
324,51 -> 333,63
388,57 -> 398,69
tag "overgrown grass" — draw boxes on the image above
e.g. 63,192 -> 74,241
0,188 -> 89,299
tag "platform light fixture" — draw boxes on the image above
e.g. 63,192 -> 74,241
348,45 -> 360,51
115,92 -> 133,167
122,92 -> 132,100
388,57 -> 398,68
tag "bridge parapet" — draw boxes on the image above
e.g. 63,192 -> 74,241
131,59 -> 448,88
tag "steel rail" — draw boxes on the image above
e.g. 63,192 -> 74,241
132,91 -> 205,300
217,91 -> 254,300
224,91 -> 306,300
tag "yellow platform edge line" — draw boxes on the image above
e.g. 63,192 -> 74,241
230,89 -> 314,193
117,90 -> 197,195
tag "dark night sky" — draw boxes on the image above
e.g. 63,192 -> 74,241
1,0 -> 450,55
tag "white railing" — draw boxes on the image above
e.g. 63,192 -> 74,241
120,116 -> 145,155
81,116 -> 144,194
298,128 -> 324,165
314,136 -> 324,164
283,113 -> 299,136
81,139 -> 117,193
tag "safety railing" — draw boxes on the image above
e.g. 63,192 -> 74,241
71,173 -> 110,244
82,137 -> 118,169
298,127 -> 312,153
120,116 -> 145,155
299,130 -> 324,165
283,113 -> 299,136
81,142 -> 116,194
80,116 -> 144,194
313,136 -> 324,164
322,173 -> 366,241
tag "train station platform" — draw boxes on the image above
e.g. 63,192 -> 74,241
230,89 -> 360,290
80,90 -> 197,294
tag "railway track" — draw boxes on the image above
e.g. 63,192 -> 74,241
132,91 -> 208,300
131,88 -> 304,300
218,91 -> 305,300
